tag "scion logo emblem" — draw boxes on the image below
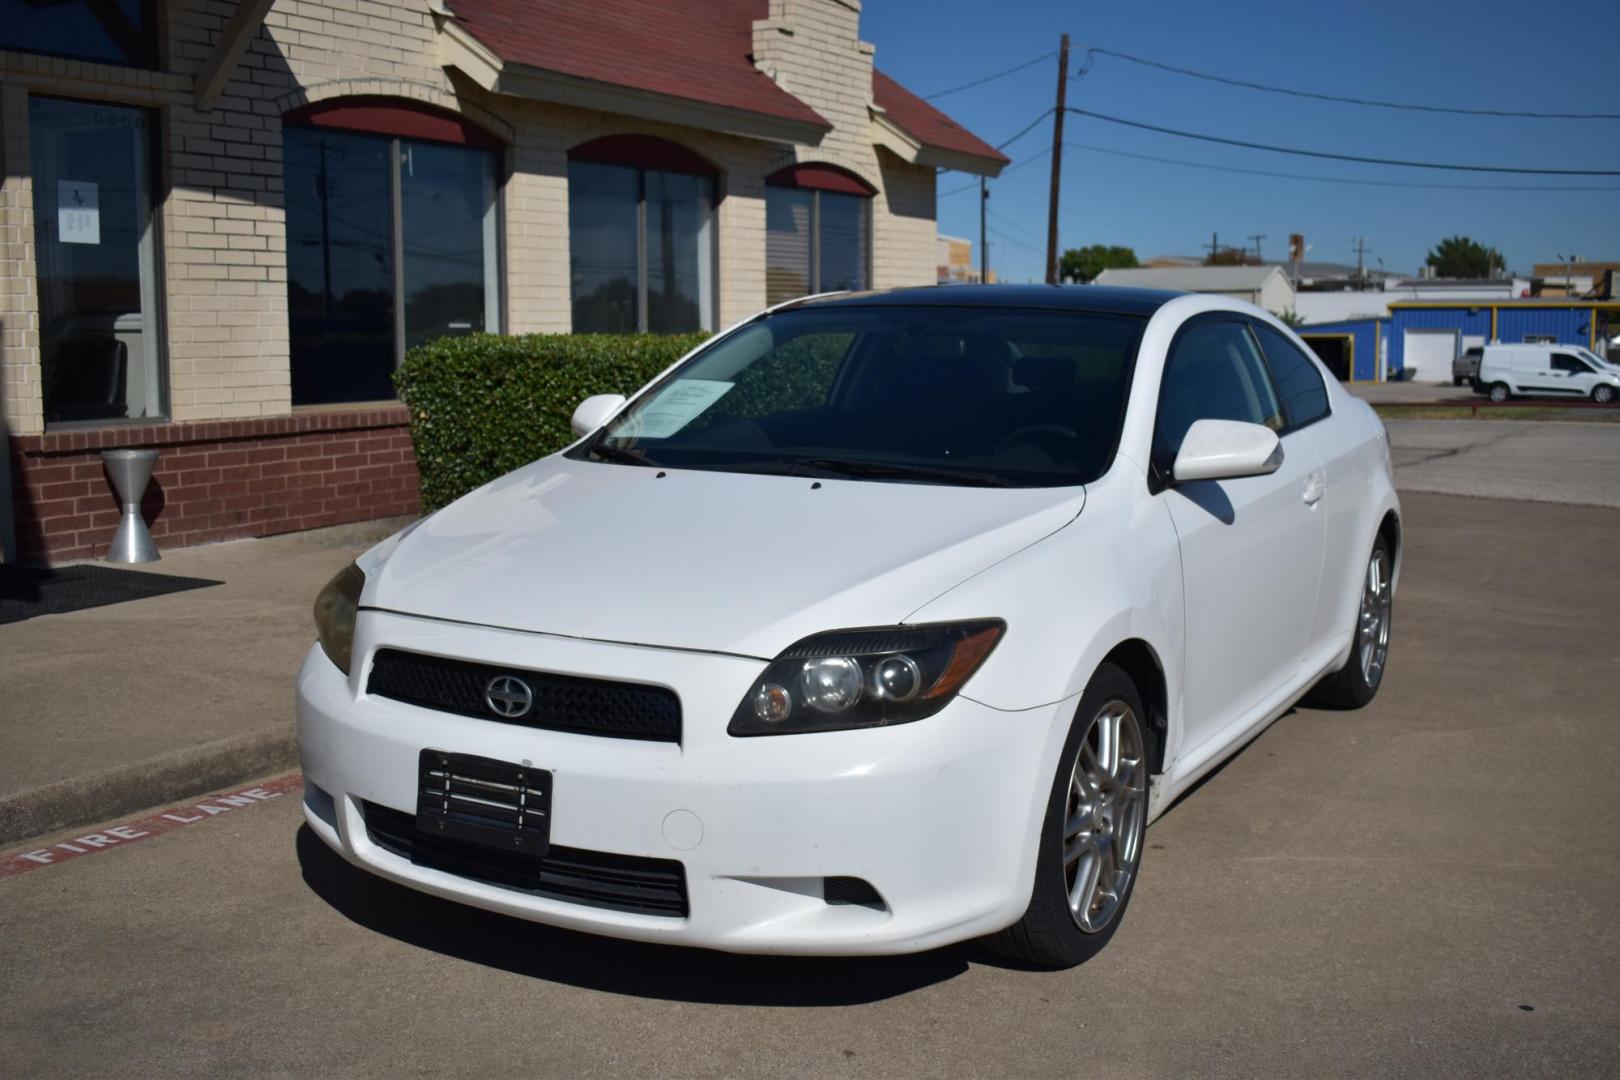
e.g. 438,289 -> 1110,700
484,675 -> 534,719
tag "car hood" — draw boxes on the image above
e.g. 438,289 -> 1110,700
364,457 -> 1085,658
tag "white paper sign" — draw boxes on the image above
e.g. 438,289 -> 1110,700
631,379 -> 734,438
57,180 -> 100,245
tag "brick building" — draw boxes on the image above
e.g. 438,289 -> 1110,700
0,0 -> 1005,564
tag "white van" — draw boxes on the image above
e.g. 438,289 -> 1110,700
1476,343 -> 1620,404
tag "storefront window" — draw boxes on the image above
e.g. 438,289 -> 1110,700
568,137 -> 716,334
765,165 -> 872,305
1,0 -> 157,68
284,104 -> 501,406
30,96 -> 163,425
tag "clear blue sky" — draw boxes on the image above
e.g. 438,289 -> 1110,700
861,0 -> 1620,282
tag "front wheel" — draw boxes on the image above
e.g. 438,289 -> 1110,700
987,663 -> 1149,968
1304,534 -> 1394,709
1594,384 -> 1617,405
1489,382 -> 1511,403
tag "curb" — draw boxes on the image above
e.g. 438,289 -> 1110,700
0,724 -> 298,848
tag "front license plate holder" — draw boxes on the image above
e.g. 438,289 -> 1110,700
416,749 -> 552,857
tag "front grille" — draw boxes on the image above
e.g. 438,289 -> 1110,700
362,801 -> 690,918
367,648 -> 681,742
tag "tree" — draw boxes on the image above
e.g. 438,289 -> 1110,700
1205,247 -> 1259,267
1060,244 -> 1139,283
1425,236 -> 1505,279
1273,308 -> 1306,328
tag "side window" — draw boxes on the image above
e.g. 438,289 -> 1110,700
1153,321 -> 1284,473
1551,354 -> 1584,374
1251,322 -> 1331,429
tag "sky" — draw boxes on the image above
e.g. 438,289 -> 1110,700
861,0 -> 1620,283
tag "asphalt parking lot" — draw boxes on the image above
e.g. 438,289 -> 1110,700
3,481 -> 1617,1078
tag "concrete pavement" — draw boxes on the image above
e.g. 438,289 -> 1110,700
0,520 -> 403,843
2,491 -> 1617,1077
1385,419 -> 1620,509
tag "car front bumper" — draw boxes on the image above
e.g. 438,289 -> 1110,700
295,610 -> 1061,956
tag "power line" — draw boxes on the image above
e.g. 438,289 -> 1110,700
940,146 -> 1053,198
1060,140 -> 1620,192
988,225 -> 1044,255
995,107 -> 1055,152
1084,47 -> 1620,121
1065,107 -> 1620,175
923,51 -> 1056,101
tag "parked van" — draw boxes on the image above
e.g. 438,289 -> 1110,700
1476,344 -> 1620,404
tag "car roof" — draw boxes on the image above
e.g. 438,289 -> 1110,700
784,284 -> 1186,317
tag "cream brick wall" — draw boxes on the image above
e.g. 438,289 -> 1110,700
0,0 -> 942,434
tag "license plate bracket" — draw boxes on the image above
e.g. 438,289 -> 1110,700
416,749 -> 552,857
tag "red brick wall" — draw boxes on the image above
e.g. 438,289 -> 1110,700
7,407 -> 419,565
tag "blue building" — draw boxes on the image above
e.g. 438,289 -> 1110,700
1386,300 -> 1620,382
1297,318 -> 1388,382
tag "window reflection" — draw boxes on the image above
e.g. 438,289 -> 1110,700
567,157 -> 715,334
31,97 -> 162,424
1,0 -> 156,68
284,124 -> 501,405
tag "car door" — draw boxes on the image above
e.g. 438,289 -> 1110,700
1548,352 -> 1592,396
1516,351 -> 1559,396
1152,317 -> 1327,759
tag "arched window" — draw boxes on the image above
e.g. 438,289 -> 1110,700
765,164 -> 874,305
568,136 -> 717,334
282,98 -> 505,405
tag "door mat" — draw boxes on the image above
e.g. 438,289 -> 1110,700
0,564 -> 222,625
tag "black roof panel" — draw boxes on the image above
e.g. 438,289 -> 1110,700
788,284 -> 1186,317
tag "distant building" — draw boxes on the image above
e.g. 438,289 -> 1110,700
937,235 -> 990,284
1531,261 -> 1620,298
1092,265 -> 1295,313
1388,299 -> 1620,382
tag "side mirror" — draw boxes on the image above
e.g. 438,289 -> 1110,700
570,393 -> 627,437
1172,419 -> 1283,483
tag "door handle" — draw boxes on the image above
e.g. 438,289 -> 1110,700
1302,473 -> 1325,506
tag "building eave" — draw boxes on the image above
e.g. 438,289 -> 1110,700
871,105 -> 1005,178
434,8 -> 828,146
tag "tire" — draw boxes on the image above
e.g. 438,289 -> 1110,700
1489,382 -> 1511,403
1452,376 -> 1464,387
1304,534 -> 1394,710
1594,384 -> 1617,405
987,663 -> 1150,968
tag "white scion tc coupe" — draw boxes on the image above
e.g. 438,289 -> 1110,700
297,285 -> 1400,968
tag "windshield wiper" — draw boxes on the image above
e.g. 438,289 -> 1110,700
791,456 -> 1013,488
585,443 -> 654,467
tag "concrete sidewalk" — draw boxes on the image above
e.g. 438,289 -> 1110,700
0,519 -> 406,844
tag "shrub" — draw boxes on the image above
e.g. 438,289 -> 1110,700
394,331 -> 708,510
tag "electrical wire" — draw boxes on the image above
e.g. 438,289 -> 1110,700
1084,47 -> 1620,122
1061,141 -> 1620,192
939,145 -> 1053,198
1065,106 -> 1620,175
923,52 -> 1056,101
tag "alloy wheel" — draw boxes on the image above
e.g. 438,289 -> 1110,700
1062,700 -> 1146,934
1358,548 -> 1393,688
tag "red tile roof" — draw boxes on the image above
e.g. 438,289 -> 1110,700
872,70 -> 1008,165
446,0 -> 828,131
446,0 -> 1004,165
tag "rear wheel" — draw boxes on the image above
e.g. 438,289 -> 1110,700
1304,534 -> 1394,709
1452,376 -> 1464,387
987,663 -> 1149,968
1594,384 -> 1617,405
1489,382 -> 1511,403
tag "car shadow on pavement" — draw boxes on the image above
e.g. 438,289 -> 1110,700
295,825 -> 975,1003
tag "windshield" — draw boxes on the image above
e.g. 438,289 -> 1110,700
1572,347 -> 1615,369
571,305 -> 1147,487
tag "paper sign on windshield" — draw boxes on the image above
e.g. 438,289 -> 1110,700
631,380 -> 734,438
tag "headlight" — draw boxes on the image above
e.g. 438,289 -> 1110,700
313,562 -> 365,675
728,620 -> 1005,736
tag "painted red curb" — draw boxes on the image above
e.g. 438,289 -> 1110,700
0,774 -> 304,879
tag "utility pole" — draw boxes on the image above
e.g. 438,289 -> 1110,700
980,176 -> 989,283
1203,232 -> 1220,262
1248,234 -> 1266,263
1044,33 -> 1069,285
1353,236 -> 1370,287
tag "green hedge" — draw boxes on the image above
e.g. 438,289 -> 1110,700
394,332 -> 708,510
